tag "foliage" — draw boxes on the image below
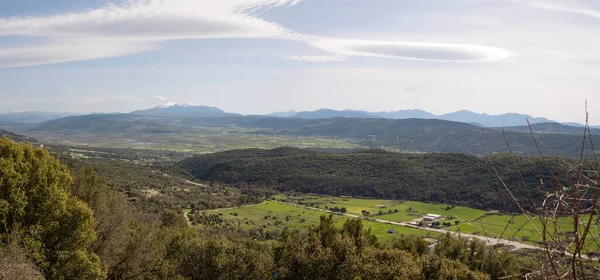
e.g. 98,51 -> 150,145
274,215 -> 497,280
435,233 -> 518,280
0,129 -> 38,143
392,235 -> 429,256
178,147 -> 575,211
0,138 -> 104,279
63,157 -> 266,213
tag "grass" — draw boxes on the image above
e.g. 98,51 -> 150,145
284,195 -> 487,224
193,194 -> 600,252
377,201 -> 487,223
299,196 -> 402,216
29,127 -> 362,153
449,213 -> 600,252
195,201 -> 439,244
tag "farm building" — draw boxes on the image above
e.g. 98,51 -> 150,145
423,214 -> 442,221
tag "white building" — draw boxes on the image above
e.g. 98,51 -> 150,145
423,214 -> 442,221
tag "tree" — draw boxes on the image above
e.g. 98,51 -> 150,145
420,254 -> 489,280
392,235 -> 429,256
71,167 -> 132,273
178,237 -> 274,280
340,218 -> 379,251
313,215 -> 338,248
340,207 -> 347,214
435,233 -> 517,279
0,139 -> 104,279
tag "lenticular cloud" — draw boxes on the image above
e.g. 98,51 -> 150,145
0,0 -> 512,68
308,39 -> 512,62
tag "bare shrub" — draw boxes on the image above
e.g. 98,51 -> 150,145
493,104 -> 600,279
0,235 -> 44,280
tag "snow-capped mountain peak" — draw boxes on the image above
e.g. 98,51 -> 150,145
156,101 -> 199,108
132,101 -> 230,117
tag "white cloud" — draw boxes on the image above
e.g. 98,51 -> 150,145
152,95 -> 167,100
281,55 -> 346,62
0,0 -> 299,39
0,39 -> 156,68
307,39 -> 512,62
0,0 -> 301,67
0,0 -> 512,67
517,1 -> 600,19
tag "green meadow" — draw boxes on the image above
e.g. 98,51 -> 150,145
194,201 -> 440,244
193,196 -> 600,251
452,213 -> 600,250
282,195 -> 487,223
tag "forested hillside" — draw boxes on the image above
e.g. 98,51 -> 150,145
178,147 -> 572,212
31,114 -> 183,134
501,122 -> 600,135
0,129 -> 37,143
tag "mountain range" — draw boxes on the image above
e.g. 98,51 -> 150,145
270,108 -> 557,127
0,111 -> 79,124
1,101 -> 596,128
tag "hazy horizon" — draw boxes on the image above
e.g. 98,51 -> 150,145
0,102 -> 592,126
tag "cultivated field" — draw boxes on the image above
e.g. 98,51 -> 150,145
191,201 -> 440,244
453,213 -> 600,250
25,127 -> 362,153
193,195 -> 600,252
278,195 -> 488,225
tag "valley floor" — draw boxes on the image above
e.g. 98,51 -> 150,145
188,195 -> 600,259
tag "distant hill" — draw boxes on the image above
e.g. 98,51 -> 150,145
131,102 -> 235,117
30,114 -> 182,134
4,106 -> 589,128
267,110 -> 297,117
282,108 -> 558,127
0,129 -> 38,143
0,111 -> 78,124
23,113 -> 595,158
501,122 -> 600,135
285,109 -> 432,119
292,109 -> 376,119
372,109 -> 435,119
283,118 -> 589,157
177,147 -> 574,212
171,116 -> 592,157
561,122 -> 600,129
438,110 -> 555,127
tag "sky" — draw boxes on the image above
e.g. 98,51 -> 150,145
0,0 -> 599,124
